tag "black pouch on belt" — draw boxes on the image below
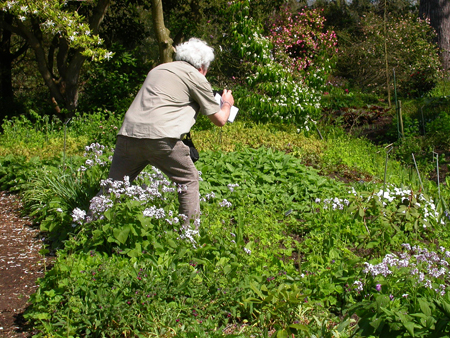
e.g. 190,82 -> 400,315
182,132 -> 199,163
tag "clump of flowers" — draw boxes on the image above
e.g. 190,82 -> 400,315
317,185 -> 444,227
267,5 -> 338,73
315,197 -> 350,210
78,142 -> 111,172
227,0 -> 325,124
357,244 -> 450,298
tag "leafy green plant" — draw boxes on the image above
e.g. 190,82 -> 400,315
337,12 -> 441,97
225,0 -> 326,125
78,44 -> 148,114
349,244 -> 450,337
425,112 -> 450,149
3,105 -> 450,337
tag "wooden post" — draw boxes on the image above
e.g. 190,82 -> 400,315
398,100 -> 404,137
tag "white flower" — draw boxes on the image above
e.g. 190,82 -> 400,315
219,199 -> 232,208
71,208 -> 86,225
104,51 -> 113,60
353,280 -> 364,292
44,19 -> 55,27
7,1 -> 17,9
143,206 -> 165,219
178,225 -> 199,248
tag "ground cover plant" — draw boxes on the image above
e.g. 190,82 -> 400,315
0,111 -> 449,337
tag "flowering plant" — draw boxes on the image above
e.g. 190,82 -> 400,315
267,5 -> 338,74
0,0 -> 112,61
349,244 -> 450,337
225,1 -> 330,124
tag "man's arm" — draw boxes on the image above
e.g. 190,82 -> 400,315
208,89 -> 235,127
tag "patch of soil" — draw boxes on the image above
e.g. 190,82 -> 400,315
0,192 -> 49,338
354,113 -> 394,145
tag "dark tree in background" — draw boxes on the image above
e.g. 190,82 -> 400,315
0,12 -> 28,118
0,0 -> 112,116
420,0 -> 450,71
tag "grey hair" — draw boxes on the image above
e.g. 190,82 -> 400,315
174,38 -> 215,71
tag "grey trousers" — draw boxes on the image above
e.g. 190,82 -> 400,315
108,136 -> 200,221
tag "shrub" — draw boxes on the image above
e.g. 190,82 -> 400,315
337,13 -> 441,98
78,44 -> 148,114
267,5 -> 338,73
425,112 -> 450,149
224,1 -> 332,125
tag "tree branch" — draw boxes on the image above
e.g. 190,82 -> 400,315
0,17 -> 27,40
11,41 -> 28,60
89,0 -> 111,34
56,37 -> 69,79
16,20 -> 65,107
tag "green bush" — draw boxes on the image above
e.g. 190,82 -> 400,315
337,13 -> 441,98
425,112 -> 450,149
78,44 -> 148,114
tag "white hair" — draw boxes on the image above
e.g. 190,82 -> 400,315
174,38 -> 215,71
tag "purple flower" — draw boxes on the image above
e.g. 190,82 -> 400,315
376,284 -> 382,292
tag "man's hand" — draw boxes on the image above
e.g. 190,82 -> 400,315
221,89 -> 234,107
208,88 -> 235,127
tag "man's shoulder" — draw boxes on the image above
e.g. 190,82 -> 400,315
154,61 -> 195,73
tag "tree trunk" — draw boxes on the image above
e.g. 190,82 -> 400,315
57,0 -> 111,115
0,13 -> 28,120
420,0 -> 450,71
0,13 -> 14,101
151,0 -> 173,64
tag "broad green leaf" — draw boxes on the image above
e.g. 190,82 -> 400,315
418,298 -> 432,317
276,329 -> 289,338
403,321 -> 415,337
113,226 -> 131,244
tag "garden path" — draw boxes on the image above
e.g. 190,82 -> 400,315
0,192 -> 48,338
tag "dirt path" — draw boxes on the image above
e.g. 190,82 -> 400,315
0,192 -> 47,338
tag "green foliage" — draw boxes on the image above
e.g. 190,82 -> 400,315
320,133 -> 417,185
21,151 -> 110,247
223,0 -> 327,125
426,112 -> 450,149
0,155 -> 51,191
349,244 -> 450,337
2,112 -> 450,337
79,45 -> 148,114
337,12 -> 441,97
321,85 -> 382,111
0,110 -> 121,160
